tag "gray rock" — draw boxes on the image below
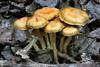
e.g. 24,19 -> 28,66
0,18 -> 14,43
34,0 -> 59,7
15,30 -> 26,42
86,1 -> 100,19
89,28 -> 100,38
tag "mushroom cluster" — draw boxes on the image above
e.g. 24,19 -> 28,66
14,7 -> 89,64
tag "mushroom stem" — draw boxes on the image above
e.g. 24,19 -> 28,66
36,29 -> 46,49
59,36 -> 72,63
44,33 -> 51,49
63,37 -> 72,54
63,37 -> 72,63
59,36 -> 65,52
24,30 -> 40,51
49,33 -> 59,64
58,52 -> 80,63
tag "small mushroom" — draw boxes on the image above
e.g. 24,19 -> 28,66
45,18 -> 64,63
27,15 -> 48,49
14,17 -> 28,30
27,15 -> 48,29
59,7 -> 89,26
34,7 -> 59,50
14,17 -> 33,42
45,18 -> 64,33
62,26 -> 79,37
34,7 -> 59,20
61,26 -> 79,52
14,17 -> 40,58
59,7 -> 89,54
14,17 -> 40,51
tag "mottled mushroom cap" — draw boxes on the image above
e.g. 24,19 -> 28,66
34,7 -> 59,20
14,17 -> 28,30
62,26 -> 79,36
59,7 -> 89,26
27,15 -> 48,29
45,18 -> 64,33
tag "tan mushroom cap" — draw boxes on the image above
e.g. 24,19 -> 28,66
59,7 -> 89,26
27,15 -> 48,29
62,26 -> 79,36
45,18 -> 64,33
14,17 -> 28,30
34,7 -> 59,20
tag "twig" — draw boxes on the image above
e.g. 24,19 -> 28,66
16,38 -> 38,59
58,52 -> 80,63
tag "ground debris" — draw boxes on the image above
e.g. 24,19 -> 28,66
0,0 -> 100,66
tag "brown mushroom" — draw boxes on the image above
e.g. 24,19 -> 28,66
59,7 -> 89,55
59,7 -> 89,26
33,7 -> 60,50
62,26 -> 79,37
14,17 -> 40,52
45,18 -> 64,63
34,7 -> 59,20
27,15 -> 48,29
14,17 -> 28,30
60,26 -> 79,53
27,15 -> 48,50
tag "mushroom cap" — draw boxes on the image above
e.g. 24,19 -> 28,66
27,15 -> 48,29
14,17 -> 28,30
34,7 -> 59,20
45,18 -> 64,33
59,7 -> 89,26
62,26 -> 79,36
